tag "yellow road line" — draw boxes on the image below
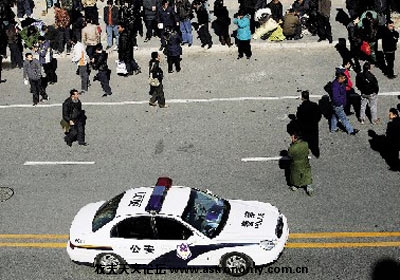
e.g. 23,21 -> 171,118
289,232 -> 400,239
2,232 -> 400,240
1,241 -> 400,249
0,243 -> 66,248
0,234 -> 68,239
286,242 -> 400,248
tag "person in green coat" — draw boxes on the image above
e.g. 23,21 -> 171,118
288,131 -> 313,196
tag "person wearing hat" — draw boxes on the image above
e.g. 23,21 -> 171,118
330,71 -> 359,135
148,52 -> 168,108
62,89 -> 87,146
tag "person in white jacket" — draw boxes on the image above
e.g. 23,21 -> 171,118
71,37 -> 90,93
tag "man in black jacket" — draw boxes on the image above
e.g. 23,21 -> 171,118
356,61 -> 380,124
92,44 -> 112,97
149,51 -> 168,108
62,89 -> 87,146
157,0 -> 179,51
193,0 -> 212,48
296,90 -> 322,158
379,20 -> 399,79
118,24 -> 141,75
386,108 -> 400,170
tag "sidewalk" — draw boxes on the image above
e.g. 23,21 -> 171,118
13,0 -> 351,57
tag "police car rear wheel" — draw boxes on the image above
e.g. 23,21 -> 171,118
96,253 -> 125,273
221,252 -> 252,276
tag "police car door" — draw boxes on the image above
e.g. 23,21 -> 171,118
109,216 -> 161,264
146,217 -> 198,267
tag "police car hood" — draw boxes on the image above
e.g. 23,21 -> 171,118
216,200 -> 281,241
69,201 -> 105,237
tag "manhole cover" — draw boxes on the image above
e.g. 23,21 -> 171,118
0,187 -> 14,202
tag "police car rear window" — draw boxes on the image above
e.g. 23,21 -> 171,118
92,192 -> 125,232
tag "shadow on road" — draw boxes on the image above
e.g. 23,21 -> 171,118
370,257 -> 400,280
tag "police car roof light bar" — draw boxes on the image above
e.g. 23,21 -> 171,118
145,185 -> 168,213
156,177 -> 173,189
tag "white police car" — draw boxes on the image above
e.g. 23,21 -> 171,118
67,178 -> 289,276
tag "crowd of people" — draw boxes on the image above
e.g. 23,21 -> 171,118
0,0 -> 399,175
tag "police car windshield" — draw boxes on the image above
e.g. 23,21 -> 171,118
92,192 -> 124,232
182,189 -> 230,239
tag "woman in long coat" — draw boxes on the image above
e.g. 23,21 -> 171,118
288,132 -> 313,196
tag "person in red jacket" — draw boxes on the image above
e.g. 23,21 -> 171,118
339,60 -> 360,117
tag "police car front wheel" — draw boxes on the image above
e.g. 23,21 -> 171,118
220,252 -> 253,276
95,253 -> 126,273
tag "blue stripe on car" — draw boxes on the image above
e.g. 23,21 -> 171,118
148,243 -> 257,267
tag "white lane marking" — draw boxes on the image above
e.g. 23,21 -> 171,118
242,156 -> 311,162
1,92 -> 399,109
23,161 -> 95,166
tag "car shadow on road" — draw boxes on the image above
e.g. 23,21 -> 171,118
370,257 -> 400,280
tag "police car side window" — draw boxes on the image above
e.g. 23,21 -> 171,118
111,217 -> 154,239
155,217 -> 193,240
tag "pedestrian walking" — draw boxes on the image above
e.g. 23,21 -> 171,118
71,37 -> 90,93
0,54 -> 6,84
176,0 -> 193,46
92,44 -> 112,97
54,3 -> 71,55
356,61 -> 380,125
82,18 -> 101,59
385,108 -> 400,170
233,9 -> 252,59
316,0 -> 332,43
148,52 -> 168,108
62,89 -> 87,146
288,130 -> 314,196
104,0 -> 120,50
118,24 -> 141,76
193,0 -> 213,48
23,53 -> 48,106
379,19 -> 399,79
37,36 -> 57,85
5,22 -> 24,69
143,0 -> 158,42
330,72 -> 359,135
157,0 -> 179,51
295,90 -> 322,158
165,28 -> 182,73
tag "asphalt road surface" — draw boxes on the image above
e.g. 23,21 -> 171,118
1,1 -> 400,279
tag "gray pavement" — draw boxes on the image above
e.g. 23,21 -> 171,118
1,1 -> 400,280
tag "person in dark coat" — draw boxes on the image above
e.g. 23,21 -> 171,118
148,51 -> 168,108
165,29 -> 182,73
385,108 -> 400,170
143,0 -> 158,42
267,0 -> 283,22
92,43 -> 112,97
62,89 -> 87,146
296,90 -> 322,158
288,130 -> 314,196
0,54 -> 5,84
212,0 -> 232,46
157,0 -> 179,51
193,0 -> 213,48
117,24 -> 141,75
378,20 -> 399,79
316,0 -> 332,43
